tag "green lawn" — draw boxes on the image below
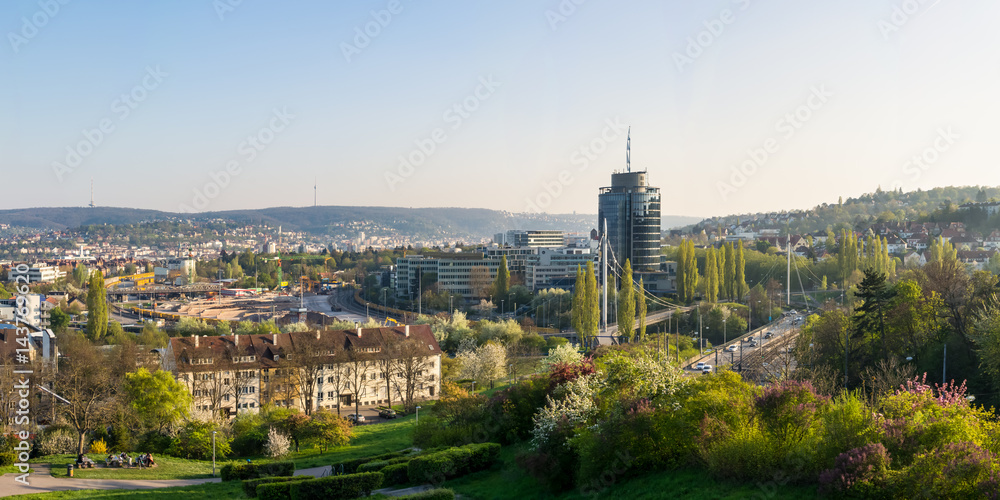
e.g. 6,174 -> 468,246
40,454 -> 214,480
250,409 -> 422,470
8,481 -> 244,500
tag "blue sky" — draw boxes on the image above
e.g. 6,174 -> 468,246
1,0 -> 997,217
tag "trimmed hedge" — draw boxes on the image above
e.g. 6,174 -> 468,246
407,443 -> 501,484
257,481 -> 294,500
381,462 -> 410,486
243,476 -> 311,498
356,460 -> 389,473
398,489 -> 455,500
342,451 -> 406,473
221,461 -> 295,481
291,471 -> 384,499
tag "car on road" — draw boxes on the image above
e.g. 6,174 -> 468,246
748,341 -> 758,348
701,364 -> 713,374
378,408 -> 397,419
727,345 -> 738,352
347,414 -> 366,424
764,332 -> 773,339
746,336 -> 756,342
695,361 -> 706,370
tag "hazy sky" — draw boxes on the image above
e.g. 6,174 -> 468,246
2,0 -> 998,217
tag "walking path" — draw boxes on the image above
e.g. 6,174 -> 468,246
2,464 -> 431,498
0,464 -> 220,498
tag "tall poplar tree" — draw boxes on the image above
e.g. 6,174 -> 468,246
618,259 -> 635,341
584,261 -> 600,346
735,242 -> 747,299
571,265 -> 584,334
86,270 -> 108,341
724,242 -> 736,300
493,255 -> 510,298
704,248 -> 718,303
636,277 -> 647,341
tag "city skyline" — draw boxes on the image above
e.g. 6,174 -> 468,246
3,1 -> 999,217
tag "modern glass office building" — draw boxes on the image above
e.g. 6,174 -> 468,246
598,171 -> 662,272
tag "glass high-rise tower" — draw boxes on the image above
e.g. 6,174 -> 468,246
598,170 -> 661,273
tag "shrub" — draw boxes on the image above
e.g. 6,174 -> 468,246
699,418 -> 784,482
0,433 -> 17,466
39,428 -> 77,456
135,431 -> 173,454
818,443 -> 892,498
356,460 -> 389,473
221,461 -> 294,481
290,471 -> 383,499
89,438 -> 108,455
166,421 -> 230,460
893,441 -> 1000,498
397,489 -> 455,500
408,443 -> 500,484
381,462 -> 410,486
264,427 -> 291,458
257,480 -> 294,500
341,451 -> 406,473
243,476 -> 310,498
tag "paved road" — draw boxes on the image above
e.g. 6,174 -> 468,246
685,313 -> 803,378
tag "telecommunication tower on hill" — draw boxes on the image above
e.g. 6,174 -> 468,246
89,179 -> 96,208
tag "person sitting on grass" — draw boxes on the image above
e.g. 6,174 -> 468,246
146,453 -> 156,467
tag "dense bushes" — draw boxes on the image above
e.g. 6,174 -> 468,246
243,476 -> 311,498
292,471 -> 383,499
167,421 -> 231,460
220,461 -> 295,481
819,443 -> 892,498
381,462 -> 410,486
894,441 -> 1000,498
407,443 -> 500,484
341,450 -> 408,473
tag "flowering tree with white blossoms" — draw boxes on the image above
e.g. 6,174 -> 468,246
542,342 -> 583,369
457,339 -> 507,386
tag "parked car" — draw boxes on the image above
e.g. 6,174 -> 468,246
347,414 -> 366,424
378,408 -> 397,419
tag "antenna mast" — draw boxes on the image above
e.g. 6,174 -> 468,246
626,127 -> 631,173
314,177 -> 317,207
89,178 -> 95,208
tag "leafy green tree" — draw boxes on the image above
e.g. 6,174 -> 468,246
86,270 -> 108,341
138,321 -> 169,348
166,420 -> 230,460
582,261 -> 600,346
124,368 -> 192,432
72,263 -> 88,286
618,259 -> 635,342
308,410 -> 354,454
493,255 -> 510,299
49,307 -> 70,334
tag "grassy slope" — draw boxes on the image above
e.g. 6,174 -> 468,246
8,482 -> 244,500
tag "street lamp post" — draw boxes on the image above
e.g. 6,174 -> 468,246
415,405 -> 421,424
212,431 -> 217,477
723,319 -> 727,345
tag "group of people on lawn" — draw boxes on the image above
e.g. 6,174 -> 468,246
75,452 -> 157,468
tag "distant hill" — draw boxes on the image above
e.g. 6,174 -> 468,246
0,206 -> 703,240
